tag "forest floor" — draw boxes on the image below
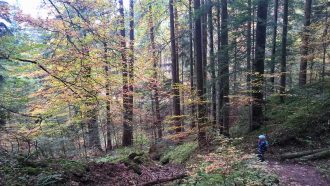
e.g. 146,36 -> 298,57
68,161 -> 186,185
267,160 -> 330,186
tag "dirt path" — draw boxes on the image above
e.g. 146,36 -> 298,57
267,161 -> 330,186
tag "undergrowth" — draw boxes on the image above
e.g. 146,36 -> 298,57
265,82 -> 330,146
95,146 -> 147,163
160,141 -> 198,164
182,137 -> 278,186
0,153 -> 87,186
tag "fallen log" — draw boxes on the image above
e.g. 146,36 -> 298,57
139,173 -> 187,186
280,148 -> 330,160
299,149 -> 330,161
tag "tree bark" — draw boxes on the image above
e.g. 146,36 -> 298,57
246,0 -> 252,86
169,0 -> 181,133
208,0 -> 216,127
299,149 -> 330,161
299,0 -> 312,87
119,0 -> 133,146
140,173 -> 187,186
194,0 -> 207,146
148,5 -> 162,139
104,44 -> 112,152
220,0 -> 230,137
202,0 -> 208,95
270,0 -> 279,92
216,0 -> 222,130
251,0 -> 269,130
280,148 -> 330,160
189,0 -> 196,129
280,0 -> 288,103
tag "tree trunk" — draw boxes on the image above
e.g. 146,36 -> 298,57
104,44 -> 112,152
251,0 -> 269,130
280,148 -> 330,160
247,0 -> 252,86
202,0 -> 208,95
216,0 -> 222,130
208,0 -> 216,127
299,149 -> 330,161
233,38 -> 238,94
86,100 -> 102,150
189,0 -> 196,129
119,0 -> 133,146
299,0 -> 312,87
169,0 -> 181,133
270,0 -> 279,92
280,0 -> 288,103
149,5 -> 162,139
220,0 -> 230,137
194,0 -> 207,146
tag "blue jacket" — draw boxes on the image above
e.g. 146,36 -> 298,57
258,140 -> 268,154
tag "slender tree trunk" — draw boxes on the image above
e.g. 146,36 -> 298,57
280,0 -> 289,103
104,44 -> 112,151
119,0 -> 132,146
169,0 -> 181,133
270,0 -> 279,92
194,0 -> 207,146
149,5 -> 162,139
247,0 -> 252,86
86,99 -> 102,150
207,0 -> 216,127
128,0 -> 135,141
216,0 -> 222,130
202,0 -> 208,95
220,0 -> 230,137
189,0 -> 196,128
321,10 -> 328,87
299,0 -> 312,87
251,0 -> 269,130
233,38 -> 238,94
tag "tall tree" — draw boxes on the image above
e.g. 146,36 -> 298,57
148,5 -> 162,139
280,0 -> 288,102
246,0 -> 253,131
246,0 -> 252,86
119,0 -> 132,146
270,0 -> 279,92
169,0 -> 181,133
216,0 -> 222,129
220,0 -> 229,136
128,0 -> 135,141
299,0 -> 312,87
208,0 -> 216,127
189,0 -> 196,128
202,0 -> 207,94
104,44 -> 112,151
194,0 -> 207,145
251,0 -> 269,130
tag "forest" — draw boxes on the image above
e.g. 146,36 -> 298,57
0,0 -> 329,185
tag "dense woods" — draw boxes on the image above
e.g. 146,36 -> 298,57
0,0 -> 329,185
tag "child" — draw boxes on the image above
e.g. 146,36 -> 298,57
257,134 -> 268,162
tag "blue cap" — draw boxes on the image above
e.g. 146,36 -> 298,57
258,135 -> 266,139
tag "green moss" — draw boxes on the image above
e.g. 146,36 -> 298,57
95,147 -> 146,164
58,159 -> 87,174
160,142 -> 198,164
